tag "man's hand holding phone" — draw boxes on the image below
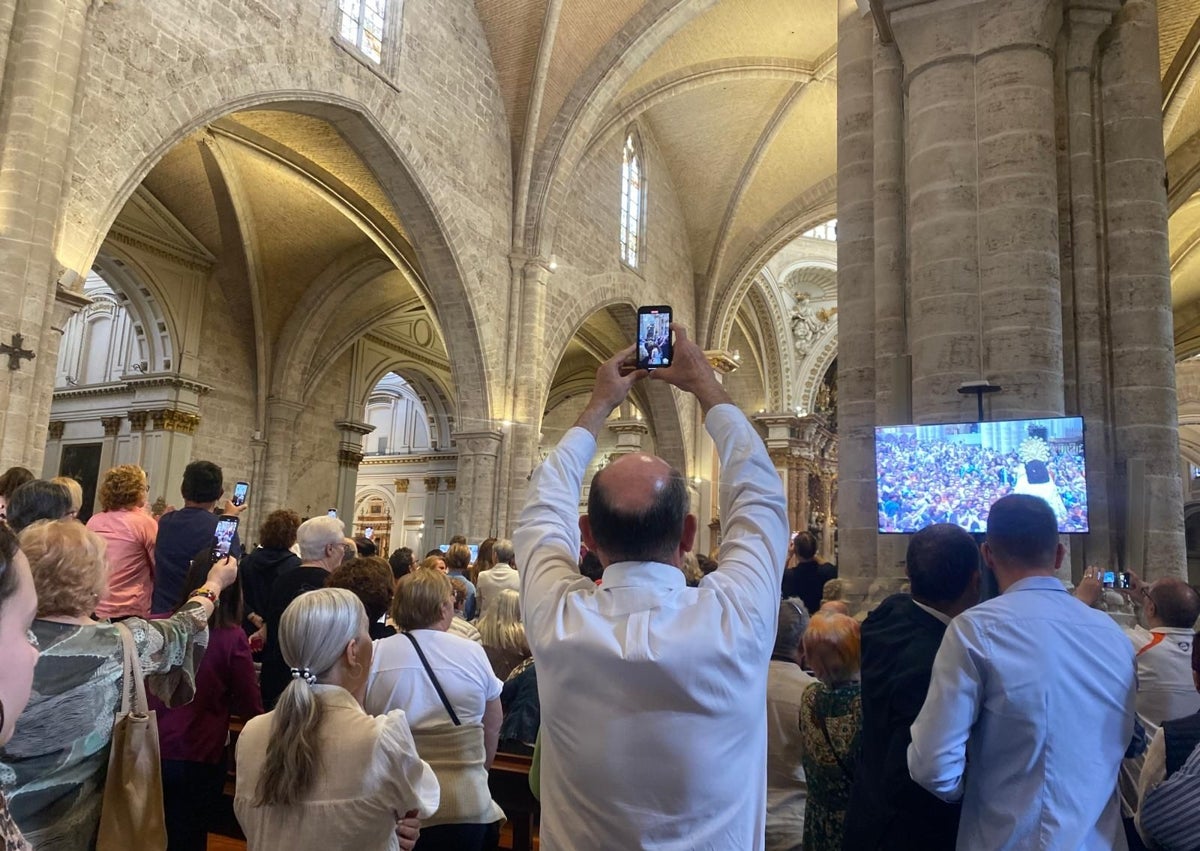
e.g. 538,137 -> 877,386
649,324 -> 733,414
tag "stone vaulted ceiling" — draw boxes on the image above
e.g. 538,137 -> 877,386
473,0 -> 839,342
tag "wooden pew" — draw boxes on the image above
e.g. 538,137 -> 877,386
489,751 -> 538,851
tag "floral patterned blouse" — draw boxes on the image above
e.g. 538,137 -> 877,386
0,605 -> 209,851
799,680 -> 862,851
0,789 -> 30,851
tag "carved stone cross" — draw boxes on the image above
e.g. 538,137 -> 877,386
0,333 -> 34,371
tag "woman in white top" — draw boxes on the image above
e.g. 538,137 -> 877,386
235,588 -> 439,851
365,568 -> 504,851
474,538 -> 519,618
766,598 -> 816,851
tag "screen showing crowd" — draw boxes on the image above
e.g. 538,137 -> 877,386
875,416 -> 1088,534
638,312 -> 671,367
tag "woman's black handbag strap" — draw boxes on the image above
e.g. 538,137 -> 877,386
403,631 -> 461,726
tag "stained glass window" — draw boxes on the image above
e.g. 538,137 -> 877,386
338,0 -> 387,64
620,130 -> 645,269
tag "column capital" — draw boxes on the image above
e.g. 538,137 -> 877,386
127,410 -> 149,431
101,416 -> 123,437
423,475 -> 441,491
334,419 -> 375,437
394,477 -> 410,493
879,0 -> 1064,69
47,421 -> 65,440
337,448 -> 365,469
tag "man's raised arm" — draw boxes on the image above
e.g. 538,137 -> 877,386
514,345 -> 648,627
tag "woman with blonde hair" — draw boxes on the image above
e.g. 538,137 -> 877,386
476,589 -> 530,680
798,611 -> 863,851
366,569 -> 504,850
235,588 -> 438,851
49,476 -> 83,518
86,464 -> 157,619
0,519 -> 237,850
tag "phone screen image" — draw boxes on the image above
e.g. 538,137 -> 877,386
1118,572 -> 1132,590
327,508 -> 338,518
213,517 -> 239,561
364,526 -> 374,539
232,481 -> 249,507
637,307 -> 672,370
1102,570 -> 1116,589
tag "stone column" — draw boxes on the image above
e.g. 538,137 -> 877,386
141,408 -> 200,509
0,0 -> 93,471
41,420 -> 65,478
1100,0 -> 1187,577
607,418 -> 650,459
1061,1 -> 1122,569
454,429 -> 502,540
836,0 -> 877,582
97,416 -> 122,480
421,475 -> 442,554
502,257 -> 552,535
260,399 -> 305,516
333,419 -> 374,531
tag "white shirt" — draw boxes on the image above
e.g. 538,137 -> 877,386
475,564 -> 520,618
365,629 -> 502,728
908,575 -> 1137,851
514,403 -> 788,851
1124,625 -> 1200,726
235,685 -> 439,851
766,660 -> 816,850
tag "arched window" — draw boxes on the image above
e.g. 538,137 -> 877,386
620,129 -> 646,269
802,219 -> 838,241
338,0 -> 388,64
363,372 -> 434,455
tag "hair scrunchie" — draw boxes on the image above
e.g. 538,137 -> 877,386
289,667 -> 317,686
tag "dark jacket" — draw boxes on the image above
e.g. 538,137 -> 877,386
239,546 -> 301,624
780,559 -> 837,614
842,594 -> 961,851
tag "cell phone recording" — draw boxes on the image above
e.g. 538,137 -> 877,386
637,305 -> 672,371
212,516 -> 239,563
231,481 -> 250,507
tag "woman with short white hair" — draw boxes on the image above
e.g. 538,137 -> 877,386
236,588 -> 439,851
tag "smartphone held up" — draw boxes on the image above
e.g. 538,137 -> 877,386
637,305 -> 672,371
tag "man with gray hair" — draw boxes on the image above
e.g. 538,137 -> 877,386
766,598 -> 815,849
260,515 -> 348,708
476,538 -> 518,619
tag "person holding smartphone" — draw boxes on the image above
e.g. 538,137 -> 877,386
152,461 -> 244,615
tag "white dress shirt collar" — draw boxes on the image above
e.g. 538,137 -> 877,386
912,598 -> 952,626
601,561 -> 686,591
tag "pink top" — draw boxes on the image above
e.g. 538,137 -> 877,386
88,508 -> 158,619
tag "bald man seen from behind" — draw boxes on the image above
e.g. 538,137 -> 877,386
514,325 -> 788,851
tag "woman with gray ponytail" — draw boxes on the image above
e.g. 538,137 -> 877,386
234,588 -> 440,850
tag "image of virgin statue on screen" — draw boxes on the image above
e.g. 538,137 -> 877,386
875,416 -> 1088,534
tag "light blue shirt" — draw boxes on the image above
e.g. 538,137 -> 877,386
908,575 -> 1137,850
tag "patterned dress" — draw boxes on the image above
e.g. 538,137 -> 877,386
0,790 -> 30,851
799,681 -> 862,851
0,606 -> 209,851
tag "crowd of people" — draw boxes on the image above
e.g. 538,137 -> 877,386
0,323 -> 1198,851
876,430 -> 1089,533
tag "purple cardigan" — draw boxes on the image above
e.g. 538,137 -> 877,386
150,625 -> 263,764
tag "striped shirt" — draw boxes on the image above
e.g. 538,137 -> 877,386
1139,741 -> 1200,850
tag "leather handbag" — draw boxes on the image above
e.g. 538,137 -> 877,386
96,622 -> 167,851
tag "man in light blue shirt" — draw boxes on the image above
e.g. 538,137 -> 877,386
908,494 -> 1137,850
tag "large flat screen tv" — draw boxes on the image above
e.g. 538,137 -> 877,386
875,416 -> 1088,534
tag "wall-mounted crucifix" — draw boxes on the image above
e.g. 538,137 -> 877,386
1,333 -> 35,371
